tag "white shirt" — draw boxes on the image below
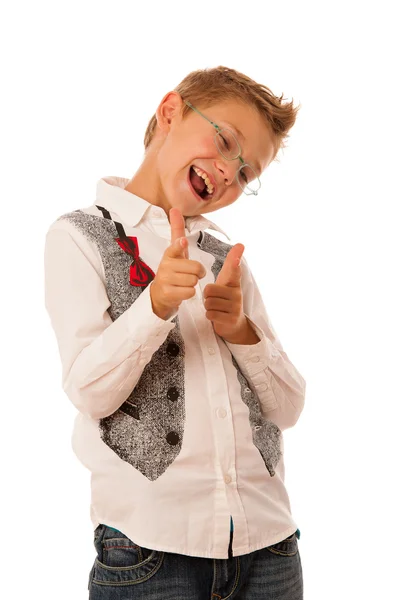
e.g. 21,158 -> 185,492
44,175 -> 306,559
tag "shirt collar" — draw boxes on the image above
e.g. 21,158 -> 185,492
95,176 -> 231,241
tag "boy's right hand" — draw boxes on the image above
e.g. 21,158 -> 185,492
150,207 -> 207,320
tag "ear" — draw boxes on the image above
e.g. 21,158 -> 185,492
155,91 -> 184,134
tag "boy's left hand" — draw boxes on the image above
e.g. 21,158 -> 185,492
203,243 -> 247,340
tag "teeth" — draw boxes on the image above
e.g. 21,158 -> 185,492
193,166 -> 215,196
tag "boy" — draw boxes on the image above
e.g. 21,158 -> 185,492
44,65 -> 306,599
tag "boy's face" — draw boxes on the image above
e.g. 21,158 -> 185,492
136,92 -> 277,221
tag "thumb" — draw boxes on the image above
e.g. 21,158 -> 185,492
216,244 -> 245,286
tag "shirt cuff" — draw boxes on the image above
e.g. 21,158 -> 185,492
224,314 -> 279,377
225,315 -> 279,411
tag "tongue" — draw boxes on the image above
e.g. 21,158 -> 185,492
190,168 -> 206,195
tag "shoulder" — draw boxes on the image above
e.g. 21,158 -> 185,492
44,207 -> 106,279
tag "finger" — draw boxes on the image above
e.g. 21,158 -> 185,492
204,297 -> 232,312
168,207 -> 189,259
204,284 -> 237,300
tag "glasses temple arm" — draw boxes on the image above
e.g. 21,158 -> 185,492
184,101 -> 221,132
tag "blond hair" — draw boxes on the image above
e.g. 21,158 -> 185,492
143,65 -> 301,162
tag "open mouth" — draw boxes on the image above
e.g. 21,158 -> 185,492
188,165 -> 215,201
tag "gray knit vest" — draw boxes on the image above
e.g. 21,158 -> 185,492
57,207 -> 281,481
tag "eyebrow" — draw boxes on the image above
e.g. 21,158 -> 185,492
224,121 -> 262,176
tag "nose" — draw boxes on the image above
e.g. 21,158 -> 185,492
214,158 -> 238,188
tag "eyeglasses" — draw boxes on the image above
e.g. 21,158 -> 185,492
184,101 -> 261,196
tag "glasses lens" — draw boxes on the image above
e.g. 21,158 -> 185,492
237,164 -> 260,194
215,129 -> 241,159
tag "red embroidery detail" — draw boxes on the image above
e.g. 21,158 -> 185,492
115,237 -> 155,287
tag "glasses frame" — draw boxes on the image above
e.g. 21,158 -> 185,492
184,100 -> 261,196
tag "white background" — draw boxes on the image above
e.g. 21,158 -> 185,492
1,1 -> 399,598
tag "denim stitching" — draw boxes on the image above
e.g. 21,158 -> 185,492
211,559 -> 218,599
95,548 -> 160,571
222,557 -> 241,600
103,543 -> 144,565
92,551 -> 164,586
266,546 -> 298,557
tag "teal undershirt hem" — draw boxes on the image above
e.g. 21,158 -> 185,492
106,526 -> 122,532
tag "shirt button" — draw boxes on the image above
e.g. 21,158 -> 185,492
250,356 -> 260,362
224,474 -> 232,484
139,358 -> 146,366
208,347 -> 215,355
153,209 -> 162,218
217,408 -> 227,418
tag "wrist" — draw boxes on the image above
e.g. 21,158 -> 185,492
223,316 -> 261,345
151,301 -> 171,321
150,285 -> 170,320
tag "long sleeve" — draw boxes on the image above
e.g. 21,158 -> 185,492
224,255 -> 306,430
44,226 -> 176,419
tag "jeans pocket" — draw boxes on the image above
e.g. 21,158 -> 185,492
266,532 -> 299,557
92,525 -> 164,587
101,534 -> 148,568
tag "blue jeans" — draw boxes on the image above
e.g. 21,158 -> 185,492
88,523 -> 303,599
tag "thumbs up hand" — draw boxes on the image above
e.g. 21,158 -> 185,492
203,244 -> 256,343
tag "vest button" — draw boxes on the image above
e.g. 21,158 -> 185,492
166,432 -> 180,446
167,387 -> 179,402
166,342 -> 180,357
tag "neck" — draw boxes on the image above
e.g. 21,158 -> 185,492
123,142 -> 200,225
124,153 -> 167,209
